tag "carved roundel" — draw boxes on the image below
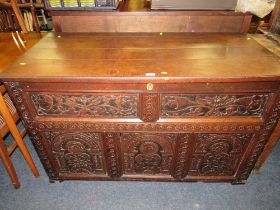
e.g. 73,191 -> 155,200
65,141 -> 85,154
139,141 -> 160,154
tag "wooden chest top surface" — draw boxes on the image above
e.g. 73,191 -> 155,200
1,32 -> 280,81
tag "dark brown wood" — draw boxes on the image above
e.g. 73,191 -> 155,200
254,121 -> 280,172
0,8 -> 21,32
47,0 -> 252,33
1,33 -> 280,184
10,0 -> 27,33
0,1 -> 42,33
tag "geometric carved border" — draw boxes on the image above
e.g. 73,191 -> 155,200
236,93 -> 280,182
36,121 -> 262,133
4,82 -> 57,179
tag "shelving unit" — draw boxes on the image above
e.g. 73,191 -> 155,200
45,0 -> 120,10
0,0 -> 52,32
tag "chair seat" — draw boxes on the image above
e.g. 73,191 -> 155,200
0,93 -> 19,138
0,84 -> 39,189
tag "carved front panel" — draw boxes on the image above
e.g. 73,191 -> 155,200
161,94 -> 269,117
121,133 -> 177,175
44,132 -> 106,175
30,93 -> 138,117
188,133 -> 252,176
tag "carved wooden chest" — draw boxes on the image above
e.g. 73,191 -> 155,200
1,33 -> 280,184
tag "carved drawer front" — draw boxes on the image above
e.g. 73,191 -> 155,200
120,133 -> 178,176
44,132 -> 107,176
29,93 -> 139,118
188,133 -> 253,177
160,94 -> 269,118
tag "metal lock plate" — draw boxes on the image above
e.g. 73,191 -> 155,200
147,83 -> 154,91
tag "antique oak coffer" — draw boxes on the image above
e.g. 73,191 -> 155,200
1,33 -> 280,184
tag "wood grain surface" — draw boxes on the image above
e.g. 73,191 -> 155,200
1,32 -> 280,80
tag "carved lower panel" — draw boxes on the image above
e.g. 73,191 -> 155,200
161,94 -> 269,117
44,132 -> 106,175
121,133 -> 176,175
140,94 -> 159,122
102,133 -> 123,178
4,81 -> 279,183
30,93 -> 138,117
188,133 -> 252,176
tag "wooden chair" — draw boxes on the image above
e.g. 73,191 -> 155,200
0,84 -> 39,189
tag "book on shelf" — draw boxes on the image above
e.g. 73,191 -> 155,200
48,0 -> 118,8
49,0 -> 62,7
63,0 -> 78,7
80,0 -> 96,7
23,10 -> 33,31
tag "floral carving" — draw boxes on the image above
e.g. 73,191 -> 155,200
121,133 -> 176,175
189,134 -> 252,176
31,93 -> 138,117
134,141 -> 162,174
45,132 -> 105,174
161,94 -> 269,117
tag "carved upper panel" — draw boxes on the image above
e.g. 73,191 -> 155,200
161,94 -> 269,117
30,93 -> 138,117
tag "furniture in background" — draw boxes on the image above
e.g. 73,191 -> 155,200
151,0 -> 238,10
270,0 -> 280,34
1,33 -> 280,184
0,84 -> 39,189
44,0 -> 252,33
0,0 -> 44,32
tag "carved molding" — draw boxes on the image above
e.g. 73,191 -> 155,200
30,93 -> 138,117
36,121 -> 261,133
161,94 -> 269,117
140,94 -> 159,122
4,82 -> 56,179
103,133 -> 123,178
172,134 -> 191,179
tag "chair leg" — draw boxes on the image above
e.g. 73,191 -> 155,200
0,138 -> 20,189
10,0 -> 28,33
0,95 -> 39,177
